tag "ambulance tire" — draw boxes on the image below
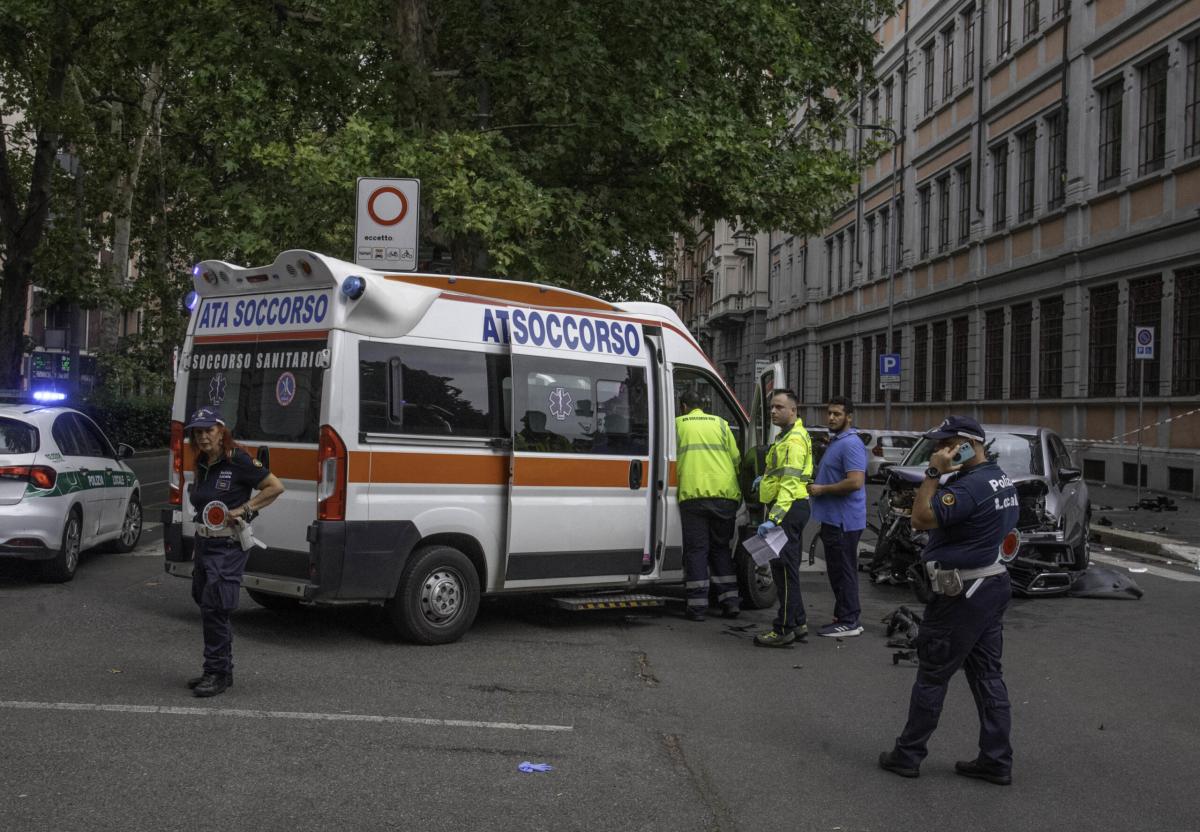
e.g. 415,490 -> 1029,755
387,545 -> 480,644
735,549 -> 777,609
246,589 -> 302,611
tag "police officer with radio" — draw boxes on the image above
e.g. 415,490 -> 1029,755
753,389 -> 813,647
879,416 -> 1019,785
675,389 -> 743,621
185,406 -> 284,697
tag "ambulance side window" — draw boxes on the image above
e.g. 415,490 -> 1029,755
512,356 -> 649,455
359,343 -> 510,439
672,367 -> 744,451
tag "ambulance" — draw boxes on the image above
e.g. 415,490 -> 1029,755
164,250 -> 782,643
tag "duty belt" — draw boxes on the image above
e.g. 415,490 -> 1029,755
926,560 -> 1006,596
194,525 -> 237,539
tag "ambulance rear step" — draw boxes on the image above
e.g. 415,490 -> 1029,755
550,593 -> 665,611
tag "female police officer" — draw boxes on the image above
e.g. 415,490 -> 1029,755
184,406 -> 284,697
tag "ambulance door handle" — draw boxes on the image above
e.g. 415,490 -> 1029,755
628,459 -> 643,490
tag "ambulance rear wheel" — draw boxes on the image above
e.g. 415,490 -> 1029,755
387,545 -> 480,644
735,549 -> 777,609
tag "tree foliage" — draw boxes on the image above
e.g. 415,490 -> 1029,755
0,0 -> 890,389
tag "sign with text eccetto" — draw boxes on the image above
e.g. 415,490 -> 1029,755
355,177 -> 421,272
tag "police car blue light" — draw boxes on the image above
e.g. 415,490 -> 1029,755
341,276 -> 366,300
32,390 -> 66,403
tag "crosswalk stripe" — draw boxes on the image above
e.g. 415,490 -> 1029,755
1092,552 -> 1200,583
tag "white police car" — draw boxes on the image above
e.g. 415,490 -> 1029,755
0,399 -> 143,581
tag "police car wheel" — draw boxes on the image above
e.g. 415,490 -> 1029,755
41,508 -> 82,583
386,545 -> 480,645
110,495 -> 143,553
735,549 -> 777,610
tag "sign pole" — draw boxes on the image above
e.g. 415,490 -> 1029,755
1136,358 -> 1144,506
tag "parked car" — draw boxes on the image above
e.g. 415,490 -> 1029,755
876,424 -> 1090,595
0,402 -> 143,581
864,431 -> 919,481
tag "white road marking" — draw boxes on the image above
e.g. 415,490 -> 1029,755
1092,552 -> 1200,583
0,700 -> 574,732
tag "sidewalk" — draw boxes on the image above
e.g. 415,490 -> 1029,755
1087,482 -> 1200,566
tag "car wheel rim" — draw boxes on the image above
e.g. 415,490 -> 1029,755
121,502 -> 142,546
420,568 -> 464,626
65,516 -> 81,572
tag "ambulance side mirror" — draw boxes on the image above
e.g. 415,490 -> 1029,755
257,446 -> 270,469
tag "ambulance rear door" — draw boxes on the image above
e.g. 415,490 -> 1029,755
747,361 -> 785,478
504,311 -> 654,589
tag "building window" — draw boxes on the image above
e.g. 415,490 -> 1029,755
914,324 -> 929,402
992,142 -> 1008,230
957,162 -> 972,242
875,333 -> 888,403
1052,0 -> 1066,19
985,309 -> 1005,398
896,201 -> 905,266
880,206 -> 891,275
919,185 -> 932,258
931,320 -> 948,401
869,91 -> 880,125
1099,79 -> 1124,188
800,246 -> 808,292
1127,275 -> 1163,394
1186,38 -> 1200,158
843,339 -> 854,399
885,77 -> 895,125
861,336 -> 873,403
822,345 -> 832,401
1138,54 -> 1168,175
832,343 -> 842,397
1089,283 -> 1119,396
951,316 -> 969,399
1046,110 -> 1066,210
963,7 -> 976,85
1023,0 -> 1039,37
837,232 -> 846,292
866,216 -> 876,280
1037,295 -> 1063,398
1018,127 -> 1036,221
825,237 -> 834,295
1174,268 -> 1200,395
1010,303 -> 1032,398
997,0 -> 1012,56
923,41 -> 937,113
942,26 -> 955,99
937,175 -> 951,252
845,225 -> 855,286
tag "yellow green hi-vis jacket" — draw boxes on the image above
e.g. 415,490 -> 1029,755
759,421 -> 813,524
675,408 -> 741,502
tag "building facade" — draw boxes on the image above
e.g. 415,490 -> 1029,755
675,0 -> 1200,495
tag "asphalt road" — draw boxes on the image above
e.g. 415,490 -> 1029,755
1,534 -> 1198,832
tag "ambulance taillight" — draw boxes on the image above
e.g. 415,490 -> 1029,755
317,424 -> 347,521
168,420 -> 184,506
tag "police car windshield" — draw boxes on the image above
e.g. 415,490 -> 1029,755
904,432 -> 1043,476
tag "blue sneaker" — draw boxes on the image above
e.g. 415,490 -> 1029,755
819,621 -> 864,638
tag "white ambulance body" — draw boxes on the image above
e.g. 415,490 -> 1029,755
164,250 -> 771,642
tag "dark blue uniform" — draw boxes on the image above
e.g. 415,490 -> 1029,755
190,449 -> 269,677
891,460 -> 1020,775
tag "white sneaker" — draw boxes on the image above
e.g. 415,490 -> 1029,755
818,622 -> 864,638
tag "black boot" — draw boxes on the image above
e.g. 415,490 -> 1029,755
187,672 -> 233,690
192,673 -> 232,698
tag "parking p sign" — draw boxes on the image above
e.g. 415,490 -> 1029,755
355,177 -> 421,271
879,353 -> 901,390
1134,326 -> 1155,360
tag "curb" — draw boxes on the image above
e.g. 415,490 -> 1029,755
1089,524 -> 1200,566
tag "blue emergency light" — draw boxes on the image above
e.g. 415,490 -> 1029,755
184,290 -> 200,311
32,390 -> 67,403
341,275 -> 366,300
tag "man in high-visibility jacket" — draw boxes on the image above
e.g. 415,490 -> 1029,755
675,389 -> 744,621
753,388 -> 814,647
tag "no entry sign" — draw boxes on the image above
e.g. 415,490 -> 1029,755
355,177 -> 421,271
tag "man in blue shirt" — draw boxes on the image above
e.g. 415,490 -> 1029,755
807,397 -> 867,638
879,416 -> 1020,786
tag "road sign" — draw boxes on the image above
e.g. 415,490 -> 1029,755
879,353 -> 901,390
1134,326 -> 1155,360
355,178 -> 420,271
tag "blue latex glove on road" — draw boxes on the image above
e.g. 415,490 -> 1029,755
757,520 -> 777,537
751,476 -> 763,492
518,762 -> 554,773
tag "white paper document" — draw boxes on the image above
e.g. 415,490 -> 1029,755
742,527 -> 788,566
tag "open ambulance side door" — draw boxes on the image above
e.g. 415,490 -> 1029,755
746,361 -> 785,493
503,315 -> 655,589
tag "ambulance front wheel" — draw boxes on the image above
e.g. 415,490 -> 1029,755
386,544 -> 480,644
735,549 -> 777,609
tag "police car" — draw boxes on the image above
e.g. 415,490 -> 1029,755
0,397 -> 143,581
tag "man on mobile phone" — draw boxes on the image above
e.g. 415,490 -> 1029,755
879,416 -> 1020,786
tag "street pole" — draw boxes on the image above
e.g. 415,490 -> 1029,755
856,123 -> 899,430
1136,358 -> 1144,506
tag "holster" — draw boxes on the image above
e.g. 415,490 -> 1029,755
926,562 -> 964,596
